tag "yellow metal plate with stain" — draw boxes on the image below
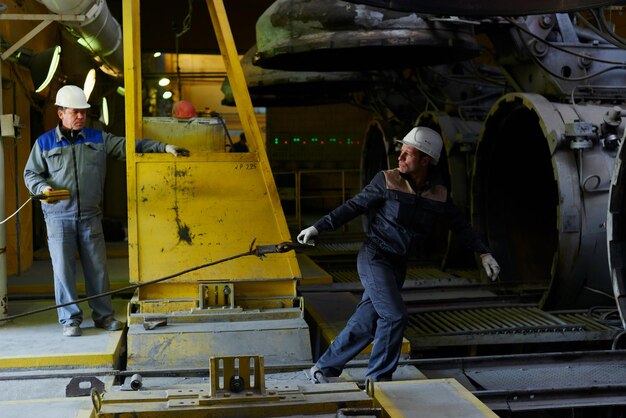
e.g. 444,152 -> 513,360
130,152 -> 299,284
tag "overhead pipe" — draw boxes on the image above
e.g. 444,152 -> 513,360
36,0 -> 123,78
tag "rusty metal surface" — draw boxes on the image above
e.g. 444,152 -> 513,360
254,0 -> 480,71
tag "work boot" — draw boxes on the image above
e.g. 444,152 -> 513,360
94,317 -> 123,331
310,365 -> 329,384
63,322 -> 82,337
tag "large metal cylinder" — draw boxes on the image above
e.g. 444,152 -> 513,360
608,137 -> 626,327
473,93 -> 623,309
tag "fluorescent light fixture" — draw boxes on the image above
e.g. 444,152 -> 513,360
162,90 -> 173,100
158,77 -> 170,87
100,97 -> 109,126
83,68 -> 97,101
116,86 -> 125,96
11,45 -> 62,93
77,38 -> 89,49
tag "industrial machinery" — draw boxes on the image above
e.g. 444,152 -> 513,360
4,1 -> 626,417
122,1 -> 312,371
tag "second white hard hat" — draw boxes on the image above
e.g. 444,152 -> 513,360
55,85 -> 91,109
396,126 -> 443,165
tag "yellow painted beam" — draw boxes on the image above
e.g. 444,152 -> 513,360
123,0 -> 143,283
373,379 -> 498,417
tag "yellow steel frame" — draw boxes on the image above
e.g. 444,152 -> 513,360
122,0 -> 301,306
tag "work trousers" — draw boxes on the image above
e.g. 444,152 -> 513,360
46,216 -> 113,325
315,241 -> 408,381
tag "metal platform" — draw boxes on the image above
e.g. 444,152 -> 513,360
406,306 -> 621,347
304,292 -> 412,360
414,350 -> 626,413
0,299 -> 127,371
300,258 -> 623,351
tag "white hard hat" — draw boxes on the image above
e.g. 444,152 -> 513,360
395,126 -> 442,165
55,85 -> 91,109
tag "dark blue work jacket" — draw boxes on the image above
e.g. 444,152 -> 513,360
313,169 -> 489,257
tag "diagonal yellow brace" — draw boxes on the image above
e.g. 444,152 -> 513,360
206,0 -> 295,256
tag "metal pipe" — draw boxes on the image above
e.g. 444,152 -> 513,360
129,373 -> 142,390
36,0 -> 123,77
12,82 -> 19,276
0,62 -> 6,321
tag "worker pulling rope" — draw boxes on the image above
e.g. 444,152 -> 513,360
0,239 -> 303,322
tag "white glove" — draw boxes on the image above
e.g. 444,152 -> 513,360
480,253 -> 500,281
165,144 -> 190,157
297,226 -> 318,246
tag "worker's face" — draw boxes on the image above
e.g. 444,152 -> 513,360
58,108 -> 87,130
398,144 -> 429,174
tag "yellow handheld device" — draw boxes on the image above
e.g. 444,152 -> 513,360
33,189 -> 71,203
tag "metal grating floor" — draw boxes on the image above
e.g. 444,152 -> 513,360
305,253 -> 622,348
308,241 -> 363,254
408,306 -> 581,335
405,306 -> 621,347
327,266 -> 476,283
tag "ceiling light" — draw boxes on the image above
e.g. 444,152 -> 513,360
162,90 -> 173,100
116,86 -> 125,96
100,97 -> 109,126
153,52 -> 162,58
158,77 -> 170,87
83,68 -> 97,101
11,45 -> 62,93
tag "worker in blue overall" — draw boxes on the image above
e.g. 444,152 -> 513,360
24,85 -> 190,337
298,126 -> 500,383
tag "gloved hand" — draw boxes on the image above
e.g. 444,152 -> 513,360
165,144 -> 190,157
40,186 -> 58,204
297,226 -> 318,246
480,253 -> 500,281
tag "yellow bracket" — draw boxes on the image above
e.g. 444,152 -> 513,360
208,355 -> 266,397
199,283 -> 235,309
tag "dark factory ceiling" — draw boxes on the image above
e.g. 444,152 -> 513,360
105,0 -> 626,58
107,0 -> 276,55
